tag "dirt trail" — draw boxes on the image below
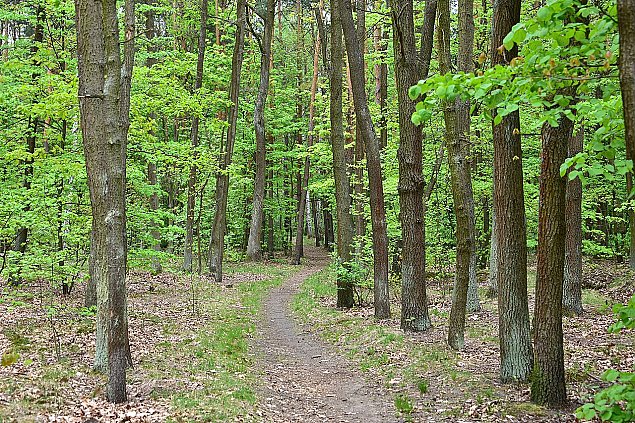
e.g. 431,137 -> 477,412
255,246 -> 397,422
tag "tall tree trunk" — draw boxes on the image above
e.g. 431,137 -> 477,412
75,0 -> 134,402
490,0 -> 533,383
618,0 -> 635,270
373,0 -> 388,150
353,0 -> 366,256
293,25 -> 320,265
207,0 -> 246,282
183,0 -> 208,272
457,0 -> 480,313
339,0 -> 390,319
487,194 -> 498,297
246,0 -> 275,261
563,129 -> 583,316
438,0 -> 475,349
322,0 -> 355,306
390,0 -> 429,330
419,0 -> 437,78
531,114 -> 574,407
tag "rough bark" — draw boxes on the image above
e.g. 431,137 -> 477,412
490,0 -> 533,383
390,0 -> 429,330
75,0 -> 134,402
531,114 -> 574,407
247,0 -> 275,261
207,0 -> 246,282
324,0 -> 354,307
183,0 -> 208,272
618,0 -> 635,270
339,0 -> 390,319
563,129 -> 583,316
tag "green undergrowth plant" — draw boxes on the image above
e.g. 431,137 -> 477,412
576,294 -> 635,422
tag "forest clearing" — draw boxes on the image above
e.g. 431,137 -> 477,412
2,0 -> 635,420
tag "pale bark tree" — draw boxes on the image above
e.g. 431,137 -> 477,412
75,0 -> 135,402
339,0 -> 390,319
208,0 -> 246,282
490,0 -> 533,383
246,0 -> 275,261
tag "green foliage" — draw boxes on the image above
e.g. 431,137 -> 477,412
394,394 -> 414,415
576,295 -> 635,422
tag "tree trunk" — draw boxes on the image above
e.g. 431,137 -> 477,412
487,196 -> 498,297
293,25 -> 320,265
321,0 -> 355,306
75,0 -> 134,402
183,0 -> 208,272
563,129 -> 583,316
390,0 -> 429,330
247,0 -> 275,261
438,0 -> 476,349
207,0 -> 246,282
490,0 -> 533,383
373,0 -> 388,150
618,0 -> 635,270
531,114 -> 573,407
339,0 -> 390,319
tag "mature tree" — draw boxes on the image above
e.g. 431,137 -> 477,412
490,0 -> 533,382
339,0 -> 390,319
390,0 -> 429,330
293,21 -> 321,265
183,0 -> 208,272
531,111 -> 574,407
563,129 -> 583,316
208,0 -> 246,282
247,0 -> 276,261
438,0 -> 477,349
75,0 -> 135,402
619,0 -> 635,270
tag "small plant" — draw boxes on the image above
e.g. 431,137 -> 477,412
417,379 -> 428,394
394,393 -> 414,415
576,294 -> 635,422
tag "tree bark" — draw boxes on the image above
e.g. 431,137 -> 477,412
183,0 -> 208,272
390,0 -> 429,330
208,0 -> 246,282
323,0 -> 355,306
531,114 -> 574,407
490,0 -> 533,383
618,0 -> 635,270
563,129 -> 583,316
373,0 -> 388,150
293,23 -> 320,265
339,0 -> 390,319
247,0 -> 275,261
75,0 -> 134,402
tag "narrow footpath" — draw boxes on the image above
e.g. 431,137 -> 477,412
255,246 -> 397,422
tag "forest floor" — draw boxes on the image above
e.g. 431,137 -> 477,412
0,245 -> 633,422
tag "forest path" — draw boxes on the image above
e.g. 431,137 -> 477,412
254,245 -> 397,422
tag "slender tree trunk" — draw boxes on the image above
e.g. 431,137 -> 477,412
490,0 -> 533,383
487,194 -> 498,297
293,26 -> 320,265
183,0 -> 208,272
618,0 -> 635,270
438,0 -> 475,349
563,129 -> 583,316
373,0 -> 388,150
419,0 -> 437,78
247,0 -> 275,261
323,0 -> 355,306
207,0 -> 246,281
353,0 -> 366,255
531,114 -> 574,407
339,0 -> 390,319
75,0 -> 134,402
390,0 -> 428,330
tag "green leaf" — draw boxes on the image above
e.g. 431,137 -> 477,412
408,85 -> 421,100
494,114 -> 503,126
537,6 -> 553,22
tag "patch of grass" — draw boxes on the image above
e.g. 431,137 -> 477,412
417,379 -> 428,394
503,401 -> 548,417
394,393 -> 414,415
582,289 -> 612,313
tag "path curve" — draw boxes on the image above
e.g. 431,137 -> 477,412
255,246 -> 397,422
